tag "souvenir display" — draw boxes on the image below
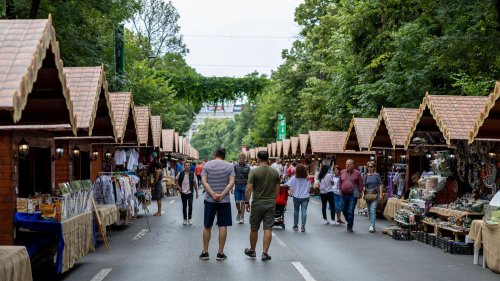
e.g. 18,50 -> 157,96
484,191 -> 500,225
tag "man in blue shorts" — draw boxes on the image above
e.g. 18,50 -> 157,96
200,148 -> 235,261
233,152 -> 250,224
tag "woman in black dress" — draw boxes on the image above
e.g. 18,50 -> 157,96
152,162 -> 164,216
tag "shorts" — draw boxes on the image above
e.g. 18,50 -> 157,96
204,201 -> 232,228
234,185 -> 246,202
333,193 -> 342,212
249,201 -> 275,230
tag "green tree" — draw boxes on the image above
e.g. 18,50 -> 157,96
191,118 -> 239,161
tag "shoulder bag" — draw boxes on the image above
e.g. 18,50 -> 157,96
347,173 -> 360,199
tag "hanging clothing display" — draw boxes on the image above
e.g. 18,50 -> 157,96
114,149 -> 127,165
93,175 -> 115,205
126,149 -> 139,171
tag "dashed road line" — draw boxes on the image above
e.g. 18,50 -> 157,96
132,229 -> 148,241
292,262 -> 317,281
310,200 -> 320,205
272,232 -> 287,247
90,268 -> 112,281
169,200 -> 175,204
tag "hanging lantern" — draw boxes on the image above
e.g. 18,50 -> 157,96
105,150 -> 112,161
17,138 -> 29,159
425,151 -> 432,160
91,151 -> 99,161
53,143 -> 64,161
71,145 -> 80,160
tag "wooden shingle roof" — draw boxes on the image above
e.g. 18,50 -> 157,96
309,131 -> 347,154
161,129 -> 175,153
282,139 -> 291,157
344,118 -> 378,150
109,92 -> 137,144
0,16 -> 76,133
250,148 -> 256,160
150,115 -> 162,148
276,141 -> 283,157
64,65 -> 117,140
267,143 -> 272,156
134,106 -> 151,146
369,107 -> 419,150
404,93 -> 487,148
299,134 -> 309,155
174,132 -> 179,153
291,137 -> 299,155
469,81 -> 500,143
272,143 -> 277,157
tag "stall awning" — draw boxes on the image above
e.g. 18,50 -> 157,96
309,131 -> 348,154
161,129 -> 175,153
134,106 -> 152,146
267,143 -> 272,156
174,132 -> 179,153
291,137 -> 299,155
150,115 -> 162,149
63,66 -> 117,141
404,93 -> 487,148
282,139 -> 290,157
344,118 -> 378,151
369,107 -> 419,150
250,148 -> 256,160
277,141 -> 283,158
0,16 -> 76,134
109,92 -> 138,145
271,142 -> 277,158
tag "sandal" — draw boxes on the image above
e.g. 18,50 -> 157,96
153,212 -> 161,216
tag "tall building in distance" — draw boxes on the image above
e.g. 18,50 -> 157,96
188,103 -> 246,140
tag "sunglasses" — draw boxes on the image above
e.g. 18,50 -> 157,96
368,166 -> 374,168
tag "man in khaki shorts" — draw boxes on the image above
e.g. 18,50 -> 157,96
244,150 -> 281,261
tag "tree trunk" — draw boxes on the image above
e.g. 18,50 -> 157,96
6,0 -> 15,19
29,0 -> 42,19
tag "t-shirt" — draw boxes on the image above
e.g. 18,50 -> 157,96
202,160 -> 235,203
286,176 -> 311,199
332,176 -> 340,195
176,171 -> 198,194
248,166 -> 280,204
271,163 -> 282,177
234,162 -> 250,186
195,165 -> 203,175
319,173 -> 335,194
365,173 -> 382,192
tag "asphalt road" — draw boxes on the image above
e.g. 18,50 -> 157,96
50,193 -> 498,281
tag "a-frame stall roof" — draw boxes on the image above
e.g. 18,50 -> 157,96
344,118 -> 378,151
291,137 -> 299,155
299,134 -> 310,155
161,129 -> 175,153
0,16 -> 76,134
309,131 -> 347,154
63,65 -> 117,141
109,92 -> 138,145
135,106 -> 153,146
469,81 -> 500,143
282,139 -> 291,157
369,107 -> 419,150
150,115 -> 162,149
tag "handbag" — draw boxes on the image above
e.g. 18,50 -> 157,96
364,192 -> 378,202
347,173 -> 360,199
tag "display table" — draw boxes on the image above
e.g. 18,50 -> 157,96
14,212 -> 95,274
468,220 -> 500,273
429,207 -> 483,219
95,204 -> 120,232
0,246 -> 33,281
383,198 -> 404,220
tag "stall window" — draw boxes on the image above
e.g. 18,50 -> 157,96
18,147 -> 52,197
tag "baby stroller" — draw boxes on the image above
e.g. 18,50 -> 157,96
274,185 -> 288,229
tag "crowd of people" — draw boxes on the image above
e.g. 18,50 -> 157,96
149,148 -> 384,261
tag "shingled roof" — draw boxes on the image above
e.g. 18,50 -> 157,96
64,65 -> 117,140
174,132 -> 179,153
291,137 -> 299,155
368,107 -> 420,150
161,129 -> 175,153
309,131 -> 348,154
109,92 -> 138,144
267,143 -> 272,156
276,141 -> 283,157
344,118 -> 378,151
0,16 -> 76,133
272,143 -> 277,157
250,148 -> 256,160
134,106 -> 151,146
282,139 -> 291,157
299,134 -> 310,155
150,115 -> 162,148
404,93 -> 487,148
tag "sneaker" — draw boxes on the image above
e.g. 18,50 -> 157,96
324,219 -> 330,225
236,214 -> 240,222
331,220 -> 339,225
369,225 -> 375,233
347,226 -> 353,233
301,226 -> 306,232
244,248 -> 256,258
216,253 -> 227,261
262,253 -> 271,261
239,218 -> 244,224
199,252 -> 209,260
337,220 -> 346,225
188,219 -> 193,225
292,225 -> 299,231
183,219 -> 187,225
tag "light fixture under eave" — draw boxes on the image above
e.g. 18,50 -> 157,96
91,151 -> 99,161
425,151 -> 432,160
52,143 -> 64,161
16,138 -> 29,160
369,155 -> 375,161
70,145 -> 80,160
104,150 -> 112,161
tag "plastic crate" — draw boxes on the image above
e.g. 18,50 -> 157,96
391,229 -> 413,241
445,242 -> 474,255
416,231 -> 426,243
426,233 -> 437,247
437,237 -> 452,249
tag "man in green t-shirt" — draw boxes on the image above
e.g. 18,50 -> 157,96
244,151 -> 280,261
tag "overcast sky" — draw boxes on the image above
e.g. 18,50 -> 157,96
169,0 -> 303,77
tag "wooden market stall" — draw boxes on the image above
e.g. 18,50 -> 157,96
281,139 -> 290,160
272,142 -> 277,159
344,117 -> 378,152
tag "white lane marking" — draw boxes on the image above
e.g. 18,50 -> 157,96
161,211 -> 165,214
169,200 -> 175,204
272,232 -> 287,247
90,268 -> 112,281
132,229 -> 148,241
310,200 -> 320,205
292,262 -> 317,281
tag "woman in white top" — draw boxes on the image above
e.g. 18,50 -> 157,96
317,165 -> 337,225
286,164 -> 311,232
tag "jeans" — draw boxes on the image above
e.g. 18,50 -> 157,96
367,197 -> 378,226
320,192 -> 335,220
341,194 -> 357,228
196,175 -> 202,187
293,197 -> 309,226
181,193 -> 193,220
